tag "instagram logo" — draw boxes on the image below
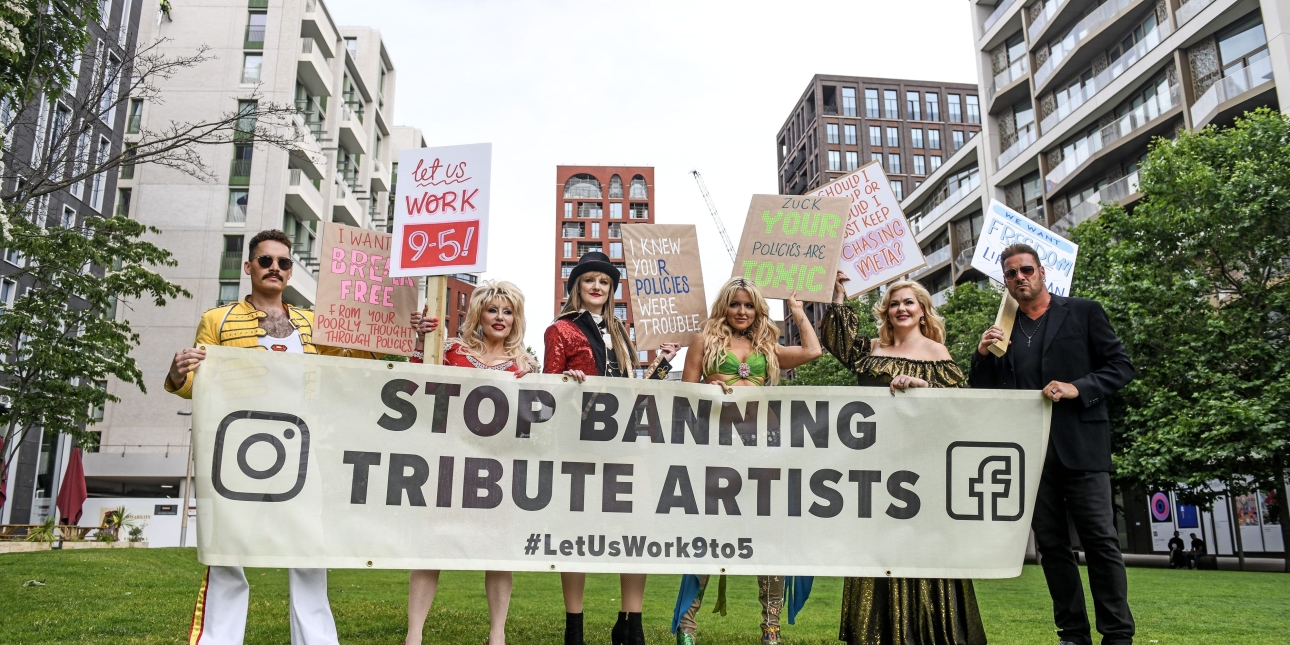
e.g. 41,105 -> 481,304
212,410 -> 310,502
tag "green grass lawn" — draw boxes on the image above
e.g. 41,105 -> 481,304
2,548 -> 1288,644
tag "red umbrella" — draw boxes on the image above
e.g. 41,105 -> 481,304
56,448 -> 87,525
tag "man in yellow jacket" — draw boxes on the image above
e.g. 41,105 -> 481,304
167,229 -> 369,645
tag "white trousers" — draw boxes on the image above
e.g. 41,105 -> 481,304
189,565 -> 339,645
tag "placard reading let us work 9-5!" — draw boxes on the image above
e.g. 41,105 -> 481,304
389,143 -> 491,277
730,195 -> 851,301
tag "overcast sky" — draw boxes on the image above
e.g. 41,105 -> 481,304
325,0 -> 980,358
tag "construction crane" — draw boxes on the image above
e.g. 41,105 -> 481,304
690,169 -> 736,262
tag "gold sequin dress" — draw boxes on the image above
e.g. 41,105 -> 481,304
821,303 -> 987,645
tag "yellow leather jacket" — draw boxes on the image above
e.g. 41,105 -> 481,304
165,299 -> 373,399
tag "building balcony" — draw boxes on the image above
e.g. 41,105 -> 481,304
996,125 -> 1036,170
1175,0 -> 1217,26
286,257 -> 318,306
1027,0 -> 1067,43
297,38 -> 333,99
931,287 -> 950,308
1045,84 -> 1180,193
244,25 -> 265,50
953,247 -> 975,274
338,103 -> 367,155
909,245 -> 953,280
982,0 -> 1019,34
333,179 -> 362,227
286,168 -> 325,222
1039,19 -> 1172,135
1033,0 -> 1140,91
1052,170 -> 1140,236
911,176 -> 980,235
301,0 -> 337,57
987,57 -> 1030,113
370,157 -> 389,194
229,159 -> 252,186
1189,56 -> 1275,130
219,251 -> 242,280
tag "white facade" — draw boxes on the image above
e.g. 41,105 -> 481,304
88,0 -> 418,541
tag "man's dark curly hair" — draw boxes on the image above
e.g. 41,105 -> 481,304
248,229 -> 293,260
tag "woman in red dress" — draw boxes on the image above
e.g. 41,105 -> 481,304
404,280 -> 538,645
544,251 -> 679,645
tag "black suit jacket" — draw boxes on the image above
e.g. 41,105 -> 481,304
970,295 -> 1134,472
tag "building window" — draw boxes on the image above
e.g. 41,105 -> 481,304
126,98 -> 142,133
928,129 -> 941,150
564,174 -> 602,198
89,136 -> 110,211
883,90 -> 899,118
70,132 -> 89,199
843,124 -> 856,145
609,175 -> 624,198
910,128 -> 923,149
892,180 -> 904,200
905,91 -> 921,120
871,152 -> 882,165
218,282 -> 240,306
610,202 -> 622,219
564,202 -> 573,218
966,95 -> 980,124
241,54 -> 263,84
925,92 -> 940,121
913,155 -> 925,175
887,153 -> 901,174
100,55 -> 120,127
563,241 -> 572,258
930,155 -> 942,171
116,187 -> 131,218
345,37 -> 358,59
841,87 -> 857,117
869,125 -> 882,147
223,189 -> 247,223
629,175 -> 648,199
1,278 -> 16,312
561,263 -> 576,278
614,304 -> 628,319
562,222 -> 583,238
827,150 -> 841,171
1217,14 -> 1268,74
60,205 -> 76,229
590,222 -> 600,238
577,242 -> 604,256
947,94 -> 962,122
630,203 -> 648,219
608,222 -> 621,238
609,241 -> 623,259
886,126 -> 899,148
952,130 -> 965,150
577,202 -> 603,218
826,123 -> 839,144
865,89 -> 880,117
845,151 -> 858,171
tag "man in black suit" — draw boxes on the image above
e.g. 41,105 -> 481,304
971,243 -> 1136,645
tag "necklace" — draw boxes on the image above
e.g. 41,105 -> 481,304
1017,310 -> 1048,348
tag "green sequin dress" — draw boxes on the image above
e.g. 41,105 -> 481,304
821,303 -> 987,645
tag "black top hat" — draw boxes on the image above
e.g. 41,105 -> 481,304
566,251 -> 618,290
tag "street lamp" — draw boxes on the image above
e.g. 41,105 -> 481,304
177,410 -> 192,548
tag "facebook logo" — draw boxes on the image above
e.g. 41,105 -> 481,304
945,442 -> 1025,521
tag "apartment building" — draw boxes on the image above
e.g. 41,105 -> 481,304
74,0 -> 413,544
775,75 -> 983,345
899,0 -> 1288,555
554,166 -> 658,375
0,0 -> 143,526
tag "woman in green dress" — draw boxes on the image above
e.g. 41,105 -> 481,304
821,271 -> 987,645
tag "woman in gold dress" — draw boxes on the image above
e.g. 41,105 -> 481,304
821,271 -> 987,645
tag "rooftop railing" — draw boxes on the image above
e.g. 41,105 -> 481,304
1039,20 -> 1171,135
1044,84 -> 1178,191
1189,56 -> 1275,126
1033,0 -> 1134,87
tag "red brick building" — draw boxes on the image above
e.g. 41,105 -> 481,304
443,274 -> 477,340
554,165 -> 656,374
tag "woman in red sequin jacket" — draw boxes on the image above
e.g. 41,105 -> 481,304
406,280 -> 538,645
543,252 -> 678,645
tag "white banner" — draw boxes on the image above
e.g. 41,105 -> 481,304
389,143 -> 491,277
971,200 -> 1079,296
192,346 -> 1050,578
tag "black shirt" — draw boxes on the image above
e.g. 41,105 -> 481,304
1011,309 -> 1048,390
1191,538 -> 1206,554
1168,537 -> 1185,552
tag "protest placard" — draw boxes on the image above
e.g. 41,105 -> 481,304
620,224 -> 707,350
389,143 -> 491,277
970,200 -> 1079,296
314,222 -> 420,357
730,195 -> 851,301
813,161 -> 925,296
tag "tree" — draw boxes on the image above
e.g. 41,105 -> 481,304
1073,108 -> 1290,571
937,282 -> 1003,372
784,294 -> 877,386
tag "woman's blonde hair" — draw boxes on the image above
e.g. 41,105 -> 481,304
456,280 -> 539,373
699,277 -> 782,385
558,271 -> 637,376
872,280 -> 946,347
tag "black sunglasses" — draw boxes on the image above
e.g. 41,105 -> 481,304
1003,265 -> 1037,281
254,255 -> 293,271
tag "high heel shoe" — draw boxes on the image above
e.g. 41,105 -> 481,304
611,611 -> 628,645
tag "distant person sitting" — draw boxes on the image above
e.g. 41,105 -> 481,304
1187,533 -> 1207,570
1167,531 -> 1186,569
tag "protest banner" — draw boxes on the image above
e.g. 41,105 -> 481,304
730,195 -> 851,302
970,200 -> 1079,357
620,224 -> 707,350
813,161 -> 925,296
389,143 -> 491,277
192,346 -> 1050,578
314,222 -> 420,357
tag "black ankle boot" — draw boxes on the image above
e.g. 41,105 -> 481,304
626,612 -> 645,645
564,612 -> 584,645
611,611 -> 628,645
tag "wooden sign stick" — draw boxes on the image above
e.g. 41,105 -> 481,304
987,291 -> 1019,357
423,276 -> 448,365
